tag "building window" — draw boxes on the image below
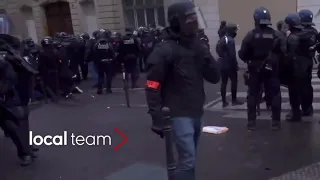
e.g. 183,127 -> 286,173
123,0 -> 165,28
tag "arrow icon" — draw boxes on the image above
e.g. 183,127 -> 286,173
114,128 -> 129,151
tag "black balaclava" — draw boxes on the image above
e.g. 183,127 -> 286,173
167,2 -> 199,39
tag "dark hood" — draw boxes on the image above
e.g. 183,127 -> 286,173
224,23 -> 238,36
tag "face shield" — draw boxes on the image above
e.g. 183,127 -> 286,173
181,6 -> 207,37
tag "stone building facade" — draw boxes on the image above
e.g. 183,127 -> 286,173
0,0 -> 319,47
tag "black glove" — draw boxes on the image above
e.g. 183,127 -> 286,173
150,111 -> 164,138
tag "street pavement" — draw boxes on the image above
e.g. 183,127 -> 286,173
1,72 -> 320,180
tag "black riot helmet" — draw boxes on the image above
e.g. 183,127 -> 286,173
167,1 -> 205,37
125,28 -> 133,35
41,36 -> 53,47
253,7 -> 271,25
99,29 -> 112,37
22,38 -> 35,48
80,32 -> 90,41
92,30 -> 100,39
285,13 -> 304,30
96,30 -> 110,40
53,40 -> 62,49
298,9 -> 315,26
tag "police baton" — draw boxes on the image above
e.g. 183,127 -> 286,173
121,63 -> 130,108
161,107 -> 176,179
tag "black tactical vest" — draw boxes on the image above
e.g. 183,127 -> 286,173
251,28 -> 275,61
94,38 -> 113,62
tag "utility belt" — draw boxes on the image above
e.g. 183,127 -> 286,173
244,56 -> 275,85
247,60 -> 272,73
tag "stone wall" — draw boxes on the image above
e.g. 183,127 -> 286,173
5,0 -> 125,40
94,0 -> 125,33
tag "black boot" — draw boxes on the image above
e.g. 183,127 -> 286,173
97,89 -> 103,95
285,111 -> 293,119
247,120 -> 256,130
19,155 -> 33,166
222,101 -> 229,108
232,99 -> 244,106
286,110 -> 302,122
302,106 -> 313,117
106,89 -> 112,94
271,121 -> 281,131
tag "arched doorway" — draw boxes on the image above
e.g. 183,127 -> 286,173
44,1 -> 73,36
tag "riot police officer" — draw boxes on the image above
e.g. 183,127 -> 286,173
93,30 -> 116,94
38,36 -> 60,100
78,32 -> 90,80
238,7 -> 283,130
0,34 -> 38,166
85,30 -> 100,87
298,9 -> 318,116
67,34 -> 86,83
53,37 -> 75,98
118,28 -> 140,88
285,13 -> 315,122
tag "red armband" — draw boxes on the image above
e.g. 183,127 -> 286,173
146,80 -> 160,89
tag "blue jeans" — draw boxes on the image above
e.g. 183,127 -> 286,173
171,117 -> 203,180
88,62 -> 98,81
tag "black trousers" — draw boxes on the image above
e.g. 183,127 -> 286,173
288,76 -> 310,118
220,69 -> 238,102
247,73 -> 281,122
300,65 -> 313,113
0,105 -> 31,158
97,63 -> 114,90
